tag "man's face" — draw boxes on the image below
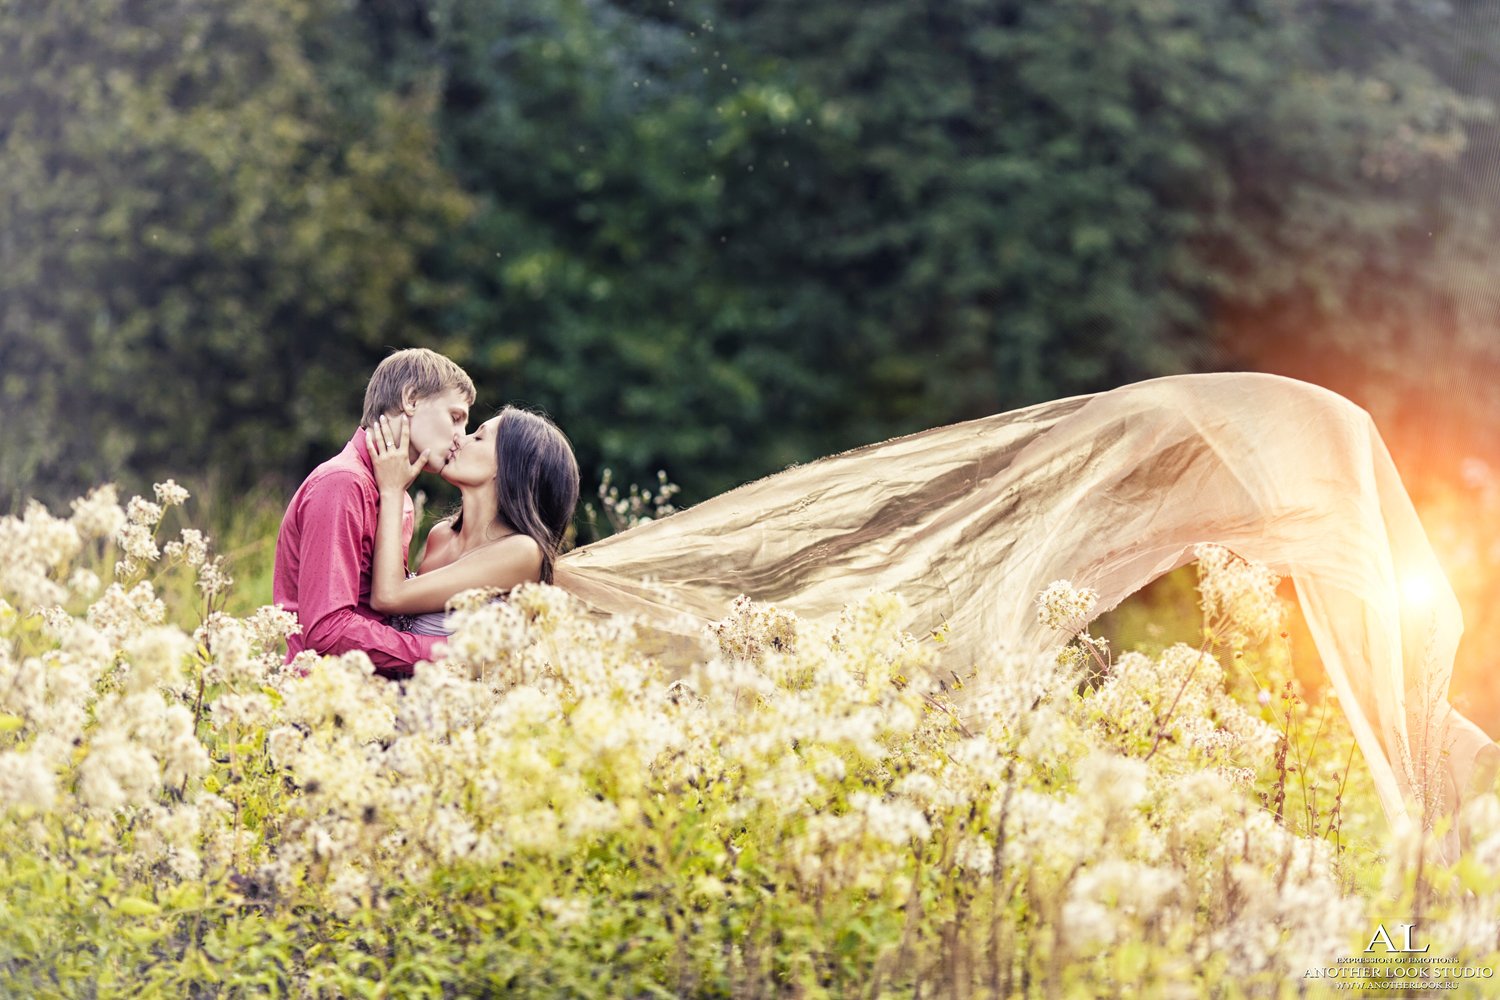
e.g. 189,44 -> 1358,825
404,387 -> 470,473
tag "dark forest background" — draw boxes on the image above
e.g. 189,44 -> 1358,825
6,0 -> 1500,723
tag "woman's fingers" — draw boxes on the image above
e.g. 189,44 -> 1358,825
371,414 -> 421,473
371,417 -> 394,457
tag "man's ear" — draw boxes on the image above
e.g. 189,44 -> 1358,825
399,386 -> 417,416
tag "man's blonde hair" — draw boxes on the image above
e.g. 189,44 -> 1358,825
361,348 -> 476,428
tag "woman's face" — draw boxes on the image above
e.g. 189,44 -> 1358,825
441,415 -> 500,488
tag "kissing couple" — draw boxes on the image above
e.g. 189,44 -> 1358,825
273,347 -> 578,674
273,347 -> 1499,865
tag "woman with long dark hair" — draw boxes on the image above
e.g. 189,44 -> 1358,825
366,405 -> 580,634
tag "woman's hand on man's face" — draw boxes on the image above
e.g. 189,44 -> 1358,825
368,414 -> 428,497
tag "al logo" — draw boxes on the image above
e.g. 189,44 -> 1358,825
1364,922 -> 1430,954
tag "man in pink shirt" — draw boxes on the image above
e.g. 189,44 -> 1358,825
273,349 -> 475,677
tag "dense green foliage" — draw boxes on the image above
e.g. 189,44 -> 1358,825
0,0 -> 473,502
5,0 -> 1500,508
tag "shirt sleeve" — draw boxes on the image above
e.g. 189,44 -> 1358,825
295,471 -> 443,677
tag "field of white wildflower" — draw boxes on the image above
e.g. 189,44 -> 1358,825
1,483 -> 1498,998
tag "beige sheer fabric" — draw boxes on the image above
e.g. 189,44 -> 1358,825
554,371 -> 1499,863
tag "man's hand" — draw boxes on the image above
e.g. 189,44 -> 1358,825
368,414 -> 428,497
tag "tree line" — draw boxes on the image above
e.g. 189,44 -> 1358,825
4,0 -> 1499,514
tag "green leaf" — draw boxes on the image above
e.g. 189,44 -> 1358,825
115,896 -> 161,917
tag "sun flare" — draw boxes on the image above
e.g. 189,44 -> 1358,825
1401,573 -> 1435,607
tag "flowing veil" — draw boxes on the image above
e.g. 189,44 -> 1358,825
553,371 -> 1500,864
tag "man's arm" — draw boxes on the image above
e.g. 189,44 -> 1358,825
295,471 -> 443,677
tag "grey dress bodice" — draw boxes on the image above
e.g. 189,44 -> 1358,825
390,610 -> 455,636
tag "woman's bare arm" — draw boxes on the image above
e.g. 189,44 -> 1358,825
371,532 -> 542,615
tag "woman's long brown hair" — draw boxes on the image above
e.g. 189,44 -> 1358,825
452,406 -> 579,583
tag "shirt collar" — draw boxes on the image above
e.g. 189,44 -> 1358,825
347,427 -> 375,475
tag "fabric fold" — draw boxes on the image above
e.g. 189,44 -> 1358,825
555,371 -> 1499,863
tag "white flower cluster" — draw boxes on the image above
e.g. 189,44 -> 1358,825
153,480 -> 190,507
69,484 -> 128,542
967,644 -> 1090,739
197,556 -> 233,599
115,494 -> 167,572
705,593 -> 799,664
3,484 -> 1498,996
0,501 -> 84,608
163,528 -> 209,567
1035,579 -> 1099,632
1193,543 -> 1284,645
88,581 -> 168,644
589,467 -> 681,534
1070,643 -> 1278,766
1061,859 -> 1185,952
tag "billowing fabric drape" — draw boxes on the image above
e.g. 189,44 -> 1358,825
554,372 -> 1499,863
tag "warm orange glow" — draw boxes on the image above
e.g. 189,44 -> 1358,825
1214,301 -> 1500,730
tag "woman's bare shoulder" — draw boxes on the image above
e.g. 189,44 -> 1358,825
499,532 -> 543,560
487,532 -> 544,580
417,518 -> 461,574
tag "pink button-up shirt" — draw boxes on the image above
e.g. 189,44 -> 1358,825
273,428 -> 442,676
